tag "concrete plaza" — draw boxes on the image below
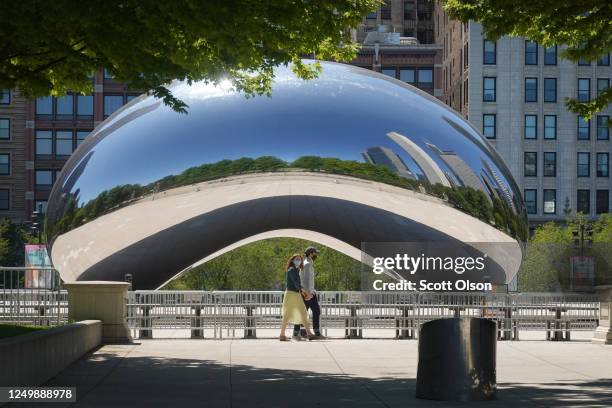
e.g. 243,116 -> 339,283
12,336 -> 612,408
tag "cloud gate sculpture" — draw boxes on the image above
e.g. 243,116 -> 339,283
46,61 -> 528,290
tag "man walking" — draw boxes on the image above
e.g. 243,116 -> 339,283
293,246 -> 325,339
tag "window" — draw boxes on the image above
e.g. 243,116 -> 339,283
35,130 -> 53,156
380,1 -> 391,19
543,189 -> 556,214
403,1 -> 415,20
578,57 -> 590,66
524,152 -> 537,176
126,94 -> 139,103
544,115 -> 557,139
0,89 -> 9,104
0,189 -> 9,210
578,79 -> 590,102
76,95 -> 94,119
597,54 -> 610,66
596,190 -> 609,214
597,78 -> 609,98
103,68 -> 114,79
35,170 -> 54,189
104,95 -> 124,117
55,95 -> 73,120
35,96 -> 53,118
543,152 -> 556,177
399,68 -> 415,83
525,41 -> 538,65
578,116 -> 590,140
483,40 -> 496,64
382,68 -> 396,78
55,130 -> 73,156
76,130 -> 90,147
577,190 -> 590,214
524,189 -> 537,214
0,154 -> 9,175
577,152 -> 590,177
525,78 -> 537,102
35,200 -> 48,214
524,115 -> 537,139
544,46 -> 557,65
483,77 -> 496,101
543,78 -> 557,102
0,119 -> 9,139
597,116 -> 610,140
417,69 -> 433,85
597,153 -> 609,177
483,114 -> 496,139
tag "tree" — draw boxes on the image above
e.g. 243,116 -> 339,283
0,1 -> 379,113
442,0 -> 612,120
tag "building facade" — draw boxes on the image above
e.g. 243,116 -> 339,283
351,0 -> 442,98
0,89 -> 28,221
435,4 -> 612,227
1,73 -> 139,222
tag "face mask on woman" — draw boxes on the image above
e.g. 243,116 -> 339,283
292,258 -> 301,268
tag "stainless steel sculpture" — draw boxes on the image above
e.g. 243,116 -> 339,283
46,61 -> 528,289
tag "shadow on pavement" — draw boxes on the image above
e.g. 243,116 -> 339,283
6,349 -> 612,408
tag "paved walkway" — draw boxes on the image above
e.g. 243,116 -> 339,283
14,338 -> 612,408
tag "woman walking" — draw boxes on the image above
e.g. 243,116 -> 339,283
279,253 -> 316,341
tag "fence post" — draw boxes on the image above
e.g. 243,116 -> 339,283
191,306 -> 203,338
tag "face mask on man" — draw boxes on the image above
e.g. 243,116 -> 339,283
292,259 -> 301,268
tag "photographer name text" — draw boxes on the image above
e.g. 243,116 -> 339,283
372,279 -> 492,291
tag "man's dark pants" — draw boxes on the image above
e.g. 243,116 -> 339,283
294,293 -> 321,336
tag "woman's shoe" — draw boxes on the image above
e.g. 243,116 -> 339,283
279,335 -> 290,341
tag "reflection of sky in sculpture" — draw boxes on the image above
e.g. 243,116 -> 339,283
55,61 -> 518,207
46,61 -> 528,288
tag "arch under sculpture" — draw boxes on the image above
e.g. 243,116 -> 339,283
46,61 -> 528,290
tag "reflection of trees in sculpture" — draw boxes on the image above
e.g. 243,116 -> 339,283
47,156 -> 527,241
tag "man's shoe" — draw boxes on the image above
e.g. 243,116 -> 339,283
292,334 -> 304,341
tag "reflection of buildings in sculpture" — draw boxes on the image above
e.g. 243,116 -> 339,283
362,146 -> 415,179
46,151 -> 94,224
386,131 -> 451,187
481,159 -> 516,211
426,143 -> 487,193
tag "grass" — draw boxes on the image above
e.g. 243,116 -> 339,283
0,324 -> 48,339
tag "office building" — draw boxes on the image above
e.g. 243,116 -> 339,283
434,3 -> 611,227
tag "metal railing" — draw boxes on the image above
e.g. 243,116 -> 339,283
0,267 -> 67,327
126,291 -> 599,340
0,282 -> 598,339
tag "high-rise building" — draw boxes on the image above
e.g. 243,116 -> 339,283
351,0 -> 442,98
434,3 -> 612,228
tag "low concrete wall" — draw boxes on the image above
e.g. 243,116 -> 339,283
0,320 -> 102,386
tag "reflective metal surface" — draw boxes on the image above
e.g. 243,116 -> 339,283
46,61 -> 527,289
416,317 -> 497,401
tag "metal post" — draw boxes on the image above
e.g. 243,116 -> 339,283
139,305 -> 152,339
191,306 -> 203,338
244,305 -> 256,339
